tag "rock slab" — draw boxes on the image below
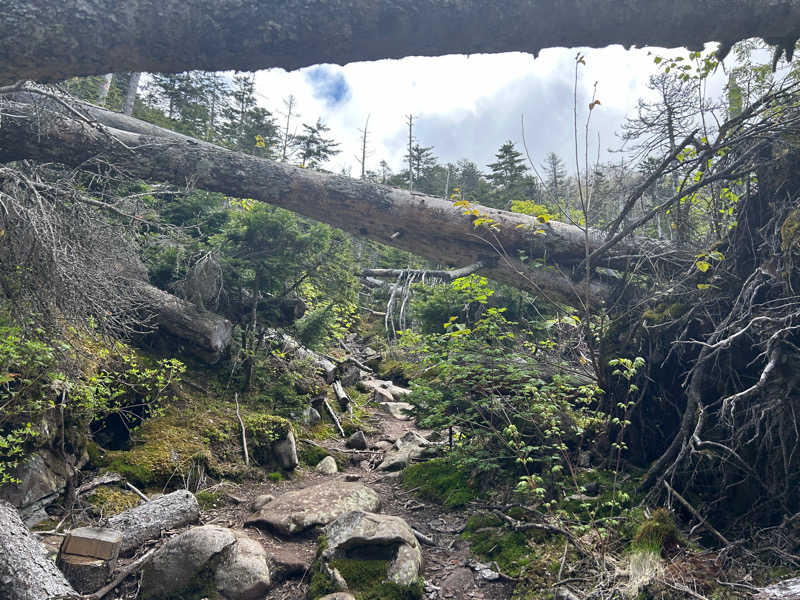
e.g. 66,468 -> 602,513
322,510 -> 423,586
141,525 -> 271,600
378,430 -> 436,471
246,481 -> 380,536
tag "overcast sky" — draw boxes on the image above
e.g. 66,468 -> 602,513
251,44 -> 726,177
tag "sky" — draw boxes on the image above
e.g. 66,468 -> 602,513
251,44 -> 726,177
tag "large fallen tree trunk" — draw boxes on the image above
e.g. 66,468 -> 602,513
0,500 -> 77,600
0,98 -> 688,306
1,1 -> 799,85
137,282 -> 232,363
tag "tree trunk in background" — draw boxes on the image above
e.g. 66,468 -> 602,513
0,100 -> 686,306
96,73 -> 113,105
122,72 -> 141,116
0,500 -> 77,600
2,1 -> 800,85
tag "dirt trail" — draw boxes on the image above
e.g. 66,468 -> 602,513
200,401 -> 514,600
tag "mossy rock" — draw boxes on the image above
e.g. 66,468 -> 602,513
400,458 -> 477,508
299,443 -> 331,467
107,421 -> 206,487
309,535 -> 423,600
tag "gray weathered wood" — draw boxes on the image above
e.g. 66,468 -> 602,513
1,1 -> 799,85
0,499 -> 76,600
0,99 -> 678,305
106,490 -> 199,555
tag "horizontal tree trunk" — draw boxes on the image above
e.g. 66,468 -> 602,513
0,99 -> 686,305
0,500 -> 77,600
136,282 -> 232,363
106,489 -> 200,556
1,1 -> 798,85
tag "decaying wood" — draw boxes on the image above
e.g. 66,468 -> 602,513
0,98 -> 686,306
333,380 -> 351,411
123,482 -> 149,503
362,261 -> 484,281
106,490 -> 199,555
81,546 -> 157,600
322,398 -> 346,438
664,480 -> 731,546
2,1 -> 799,85
0,499 -> 77,600
136,282 -> 232,363
75,473 -> 122,497
234,392 -> 250,466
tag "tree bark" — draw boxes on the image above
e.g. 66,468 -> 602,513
136,282 -> 232,363
122,72 -> 141,116
1,1 -> 800,85
0,99 -> 687,305
0,500 -> 77,600
106,489 -> 200,556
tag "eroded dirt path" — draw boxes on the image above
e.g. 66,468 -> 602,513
200,401 -> 514,600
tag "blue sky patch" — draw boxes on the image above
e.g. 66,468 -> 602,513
305,65 -> 351,107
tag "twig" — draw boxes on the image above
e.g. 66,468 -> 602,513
81,546 -> 158,600
323,398 -> 346,438
412,528 -> 437,547
76,472 -> 123,496
234,392 -> 249,466
663,481 -> 730,546
124,481 -> 149,503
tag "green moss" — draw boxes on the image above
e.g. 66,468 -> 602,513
632,508 -> 682,554
267,471 -> 283,482
358,581 -> 424,600
195,490 -> 220,510
243,413 -> 291,464
107,421 -> 205,487
401,458 -> 477,508
89,486 -> 141,516
462,513 -> 532,577
85,440 -> 108,468
331,558 -> 389,589
299,443 -> 330,467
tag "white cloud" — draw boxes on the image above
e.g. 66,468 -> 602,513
252,44 -> 725,176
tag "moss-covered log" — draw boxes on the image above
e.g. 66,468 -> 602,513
2,1 -> 800,85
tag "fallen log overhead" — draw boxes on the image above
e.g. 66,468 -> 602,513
1,1 -> 799,85
0,98 -> 689,306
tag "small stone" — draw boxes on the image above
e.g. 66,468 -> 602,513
346,430 -> 368,450
250,494 -> 275,512
315,455 -> 338,475
318,593 -> 357,600
479,568 -> 500,581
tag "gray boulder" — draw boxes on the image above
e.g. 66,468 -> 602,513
215,534 -> 271,600
315,456 -> 338,475
322,511 -> 422,586
379,401 -> 414,421
141,526 -> 271,600
273,430 -> 298,470
141,525 -> 235,599
346,431 -> 368,450
246,482 -> 380,536
378,430 -> 435,471
0,449 -> 72,525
